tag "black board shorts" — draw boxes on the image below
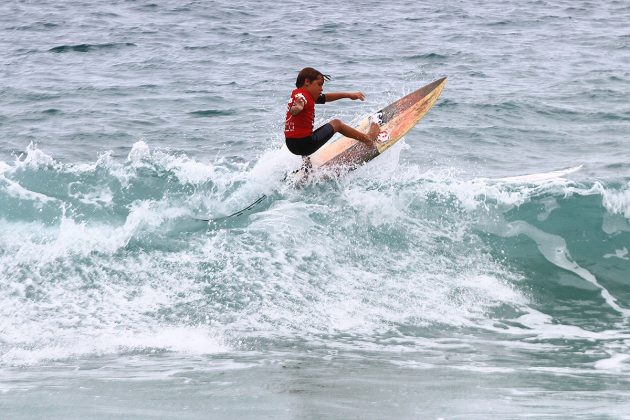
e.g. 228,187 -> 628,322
286,123 -> 335,156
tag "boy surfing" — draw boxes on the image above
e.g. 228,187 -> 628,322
285,67 -> 380,169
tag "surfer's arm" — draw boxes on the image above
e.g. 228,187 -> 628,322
289,95 -> 306,115
289,103 -> 302,116
323,92 -> 366,102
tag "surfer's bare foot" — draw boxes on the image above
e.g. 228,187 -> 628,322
330,119 -> 378,146
366,122 -> 380,143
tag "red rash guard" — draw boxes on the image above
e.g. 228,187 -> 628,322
284,88 -> 326,139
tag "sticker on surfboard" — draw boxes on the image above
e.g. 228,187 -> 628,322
370,112 -> 383,125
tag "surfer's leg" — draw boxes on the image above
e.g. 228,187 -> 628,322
286,137 -> 317,156
309,123 -> 335,152
329,119 -> 379,145
285,124 -> 335,158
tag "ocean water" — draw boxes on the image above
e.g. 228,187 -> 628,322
1,0 -> 630,418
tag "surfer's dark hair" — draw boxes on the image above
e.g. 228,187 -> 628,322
296,67 -> 331,87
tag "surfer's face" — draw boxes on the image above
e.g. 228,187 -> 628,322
303,76 -> 324,99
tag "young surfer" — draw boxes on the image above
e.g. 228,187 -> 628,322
284,67 -> 380,168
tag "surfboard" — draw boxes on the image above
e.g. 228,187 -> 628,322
290,77 -> 447,181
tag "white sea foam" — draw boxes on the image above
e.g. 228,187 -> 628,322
602,213 -> 630,235
205,165 -> 529,341
498,309 -> 630,341
127,140 -> 151,164
0,141 -> 626,371
0,202 -> 178,263
603,247 -> 629,261
601,181 -> 630,219
594,353 -> 630,373
0,228 -> 226,365
0,172 -> 57,205
537,196 -> 559,221
14,142 -> 56,169
67,182 -> 114,207
1,327 -> 228,366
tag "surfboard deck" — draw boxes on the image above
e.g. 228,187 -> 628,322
289,77 -> 447,182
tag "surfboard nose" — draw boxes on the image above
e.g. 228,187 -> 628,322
422,76 -> 447,97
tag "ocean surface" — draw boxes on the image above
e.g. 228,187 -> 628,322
1,0 -> 630,418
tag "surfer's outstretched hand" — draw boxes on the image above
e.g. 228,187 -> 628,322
348,92 -> 366,101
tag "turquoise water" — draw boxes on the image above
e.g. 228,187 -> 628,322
1,1 -> 630,418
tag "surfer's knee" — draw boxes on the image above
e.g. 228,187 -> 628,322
329,119 -> 342,132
